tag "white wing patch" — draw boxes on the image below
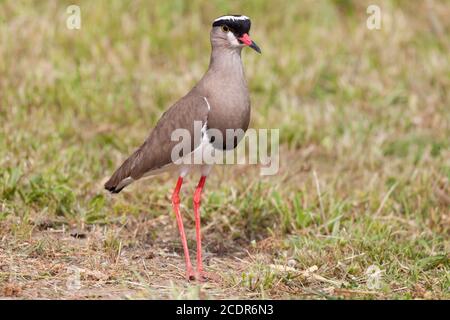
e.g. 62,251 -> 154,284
203,96 -> 211,111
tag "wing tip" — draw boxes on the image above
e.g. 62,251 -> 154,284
105,184 -> 126,194
104,176 -> 134,194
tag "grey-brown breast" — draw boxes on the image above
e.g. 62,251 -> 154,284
204,94 -> 250,150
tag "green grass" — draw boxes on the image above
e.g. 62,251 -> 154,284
0,0 -> 449,299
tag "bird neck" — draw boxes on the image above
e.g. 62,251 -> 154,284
208,47 -> 244,76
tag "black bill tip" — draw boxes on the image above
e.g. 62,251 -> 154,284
249,41 -> 261,54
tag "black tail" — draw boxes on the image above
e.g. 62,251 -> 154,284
105,183 -> 126,194
104,148 -> 142,193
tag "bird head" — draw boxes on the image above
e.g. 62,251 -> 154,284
211,15 -> 261,54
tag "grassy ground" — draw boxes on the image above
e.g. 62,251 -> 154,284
0,0 -> 449,299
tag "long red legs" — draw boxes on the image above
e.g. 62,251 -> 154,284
193,176 -> 207,279
171,176 -> 194,280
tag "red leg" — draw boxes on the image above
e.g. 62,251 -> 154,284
171,177 -> 194,280
193,176 -> 207,280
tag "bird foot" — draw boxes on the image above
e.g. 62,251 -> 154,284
186,269 -> 196,281
196,270 -> 220,282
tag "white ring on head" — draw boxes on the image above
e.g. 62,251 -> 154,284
214,15 -> 249,22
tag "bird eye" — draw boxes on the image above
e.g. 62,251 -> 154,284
221,25 -> 229,32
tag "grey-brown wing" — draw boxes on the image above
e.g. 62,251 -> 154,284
136,94 -> 210,175
105,93 -> 209,193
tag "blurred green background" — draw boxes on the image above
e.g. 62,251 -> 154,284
0,0 -> 448,299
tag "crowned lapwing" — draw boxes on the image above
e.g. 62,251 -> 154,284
105,15 -> 261,281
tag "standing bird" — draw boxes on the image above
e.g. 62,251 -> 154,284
105,15 -> 261,281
